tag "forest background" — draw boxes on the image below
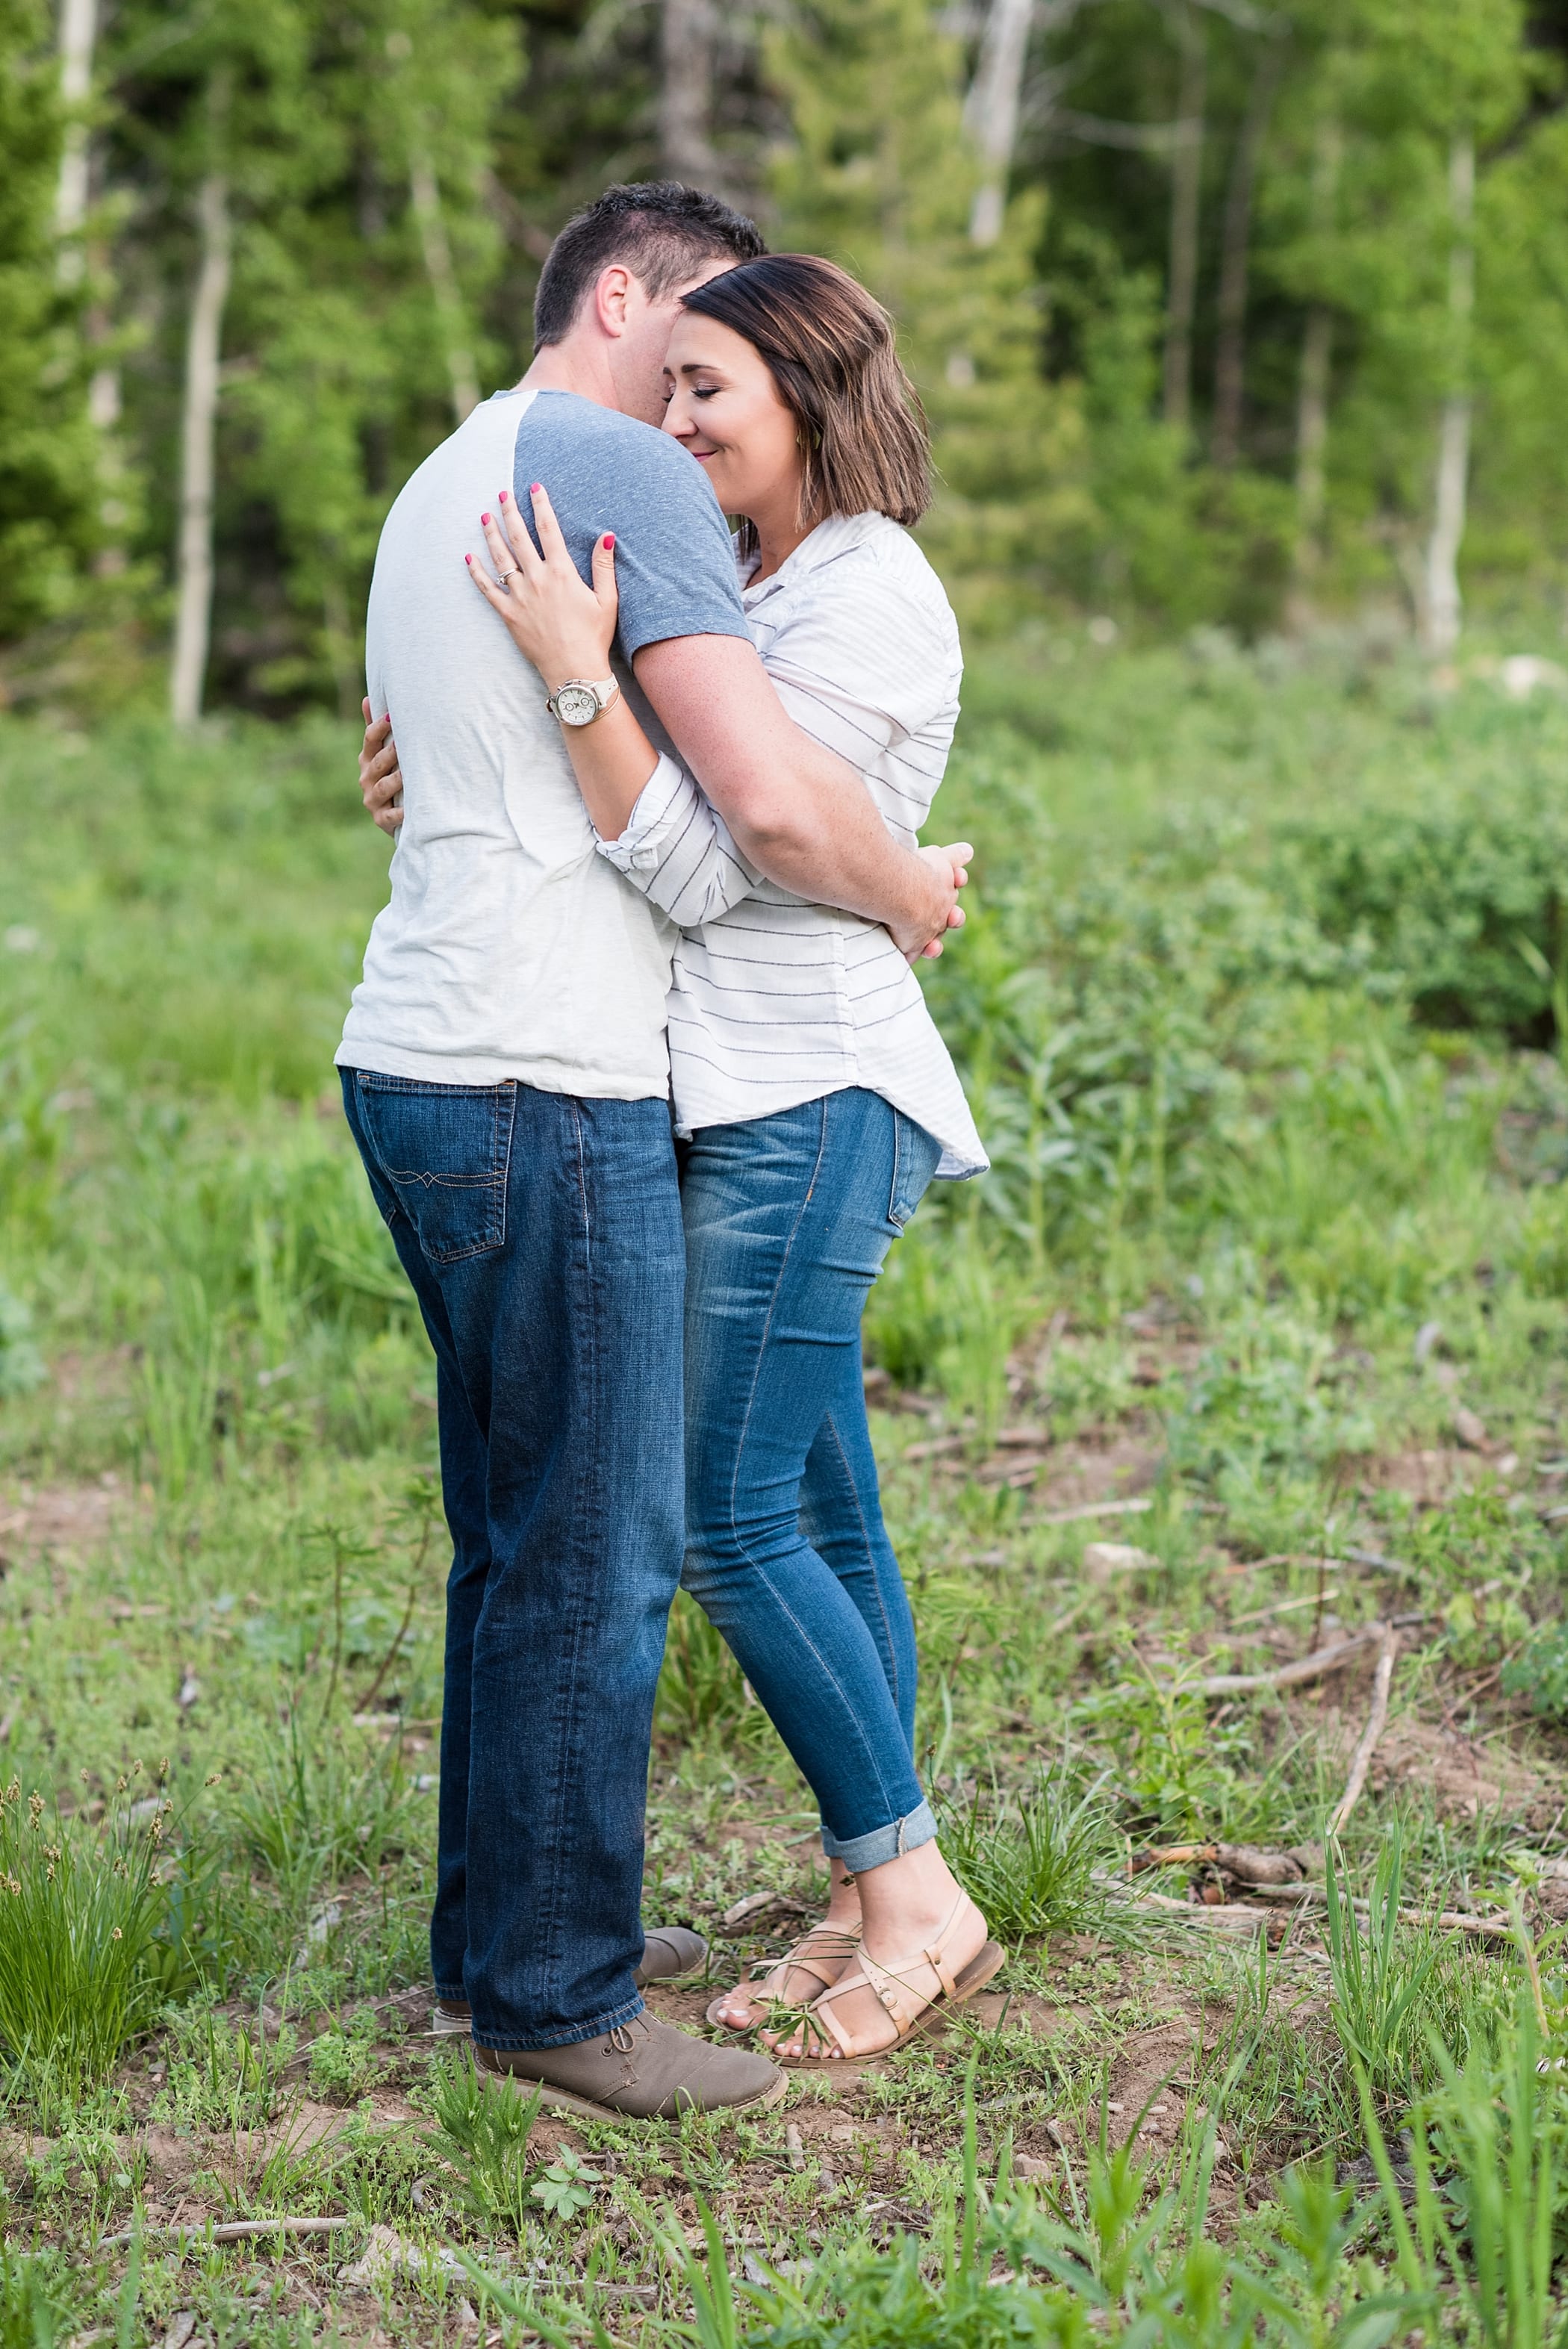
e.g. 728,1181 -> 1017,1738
10,0 -> 1568,2330
4,0 -> 1568,719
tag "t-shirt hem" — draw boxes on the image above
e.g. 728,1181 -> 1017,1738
335,1040 -> 670,1101
620,617 -> 754,659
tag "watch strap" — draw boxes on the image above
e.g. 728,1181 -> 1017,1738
546,675 -> 620,720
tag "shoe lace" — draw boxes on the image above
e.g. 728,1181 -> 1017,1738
605,2016 -> 647,2088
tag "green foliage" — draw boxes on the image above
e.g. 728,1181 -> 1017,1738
418,2048 -> 544,2235
0,2244 -> 83,2349
938,1767 -> 1118,1944
1502,1621 -> 1568,1719
224,1712 -> 418,1914
656,1590 -> 753,1746
1323,1829 -> 1485,2118
1283,777 -> 1568,1037
307,2006 -> 384,2103
0,1778 -> 195,2090
0,1286 -> 43,1398
0,0 -> 101,644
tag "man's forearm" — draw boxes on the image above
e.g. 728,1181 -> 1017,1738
633,635 -> 943,937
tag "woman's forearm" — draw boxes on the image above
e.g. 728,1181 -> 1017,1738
555,696 -> 662,841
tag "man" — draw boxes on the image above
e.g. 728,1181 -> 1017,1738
341,182 -> 962,2121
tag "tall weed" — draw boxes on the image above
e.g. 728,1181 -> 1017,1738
939,1766 -> 1118,1944
224,1713 -> 417,1914
0,1779 -> 195,2088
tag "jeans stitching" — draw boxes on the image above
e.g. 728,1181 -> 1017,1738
532,1096 -> 596,2011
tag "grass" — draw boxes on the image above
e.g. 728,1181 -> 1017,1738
4,623 -> 1568,2331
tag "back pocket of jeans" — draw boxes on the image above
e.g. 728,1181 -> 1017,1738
355,1077 -> 516,1264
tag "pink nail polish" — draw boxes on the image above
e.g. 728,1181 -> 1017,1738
531,482 -> 542,494
464,553 -> 472,564
481,512 -> 491,525
603,532 -> 615,549
499,490 -> 508,504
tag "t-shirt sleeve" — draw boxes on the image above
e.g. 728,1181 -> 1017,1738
512,402 -> 750,661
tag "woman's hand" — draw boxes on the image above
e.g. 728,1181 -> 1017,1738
360,699 -> 404,833
467,482 -> 618,691
906,842 -> 973,960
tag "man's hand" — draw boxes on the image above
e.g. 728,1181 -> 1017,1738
897,842 -> 973,962
360,699 -> 403,834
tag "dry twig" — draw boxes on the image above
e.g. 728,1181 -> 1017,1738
1329,1623 -> 1399,1832
97,2216 -> 350,2251
1154,1622 -> 1388,1700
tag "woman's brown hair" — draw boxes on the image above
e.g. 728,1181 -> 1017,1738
679,253 -> 932,553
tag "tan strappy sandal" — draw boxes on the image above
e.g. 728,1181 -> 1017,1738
768,1891 -> 1004,2063
706,1920 -> 864,2034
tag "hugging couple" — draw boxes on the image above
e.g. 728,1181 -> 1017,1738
342,180 -> 995,2122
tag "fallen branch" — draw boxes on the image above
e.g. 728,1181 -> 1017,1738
1036,1496 -> 1154,1526
96,2216 -> 350,2252
1119,1885 -> 1265,1936
1128,1842 -> 1307,1886
1157,1622 -> 1388,1700
1236,1881 -> 1513,1941
1330,1624 -> 1399,1832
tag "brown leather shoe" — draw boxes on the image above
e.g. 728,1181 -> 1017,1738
476,2014 -> 785,2121
431,1927 -> 708,2035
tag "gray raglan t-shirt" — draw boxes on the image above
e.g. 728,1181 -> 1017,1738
337,387 -> 750,1101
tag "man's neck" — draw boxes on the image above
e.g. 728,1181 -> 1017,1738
517,337 -> 617,410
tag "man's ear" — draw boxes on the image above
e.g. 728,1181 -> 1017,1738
591,264 -> 635,340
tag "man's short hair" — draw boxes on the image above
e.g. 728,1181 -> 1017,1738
532,181 -> 765,353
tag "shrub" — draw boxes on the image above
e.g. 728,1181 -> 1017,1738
1281,781 -> 1568,1039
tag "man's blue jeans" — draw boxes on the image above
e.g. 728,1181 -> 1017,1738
681,1088 -> 941,1871
340,1070 -> 685,2049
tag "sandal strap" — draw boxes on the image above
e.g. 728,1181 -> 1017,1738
750,1923 -> 862,1999
806,1891 -> 978,2053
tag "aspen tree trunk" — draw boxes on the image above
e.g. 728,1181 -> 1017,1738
965,0 -> 1033,247
1211,35 -> 1283,465
170,167 -> 231,729
56,0 -> 121,509
54,0 -> 96,268
1422,134 -> 1475,656
1162,2 -> 1205,435
410,154 -> 479,426
1287,116 -> 1340,624
659,0 -> 718,183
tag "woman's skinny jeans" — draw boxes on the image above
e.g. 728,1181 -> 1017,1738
680,1087 -> 941,1872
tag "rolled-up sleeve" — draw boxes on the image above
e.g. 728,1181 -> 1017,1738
595,754 -> 760,925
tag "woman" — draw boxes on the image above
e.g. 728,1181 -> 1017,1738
390,255 -> 998,2059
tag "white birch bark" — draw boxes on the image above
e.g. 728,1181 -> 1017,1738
1287,115 -> 1340,620
659,0 -> 719,183
170,169 -> 231,729
965,0 -> 1033,246
1162,3 -> 1206,434
1210,34 -> 1282,464
410,153 -> 479,426
1422,135 -> 1475,656
54,0 -> 96,278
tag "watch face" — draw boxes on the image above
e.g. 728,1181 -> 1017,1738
556,683 -> 599,727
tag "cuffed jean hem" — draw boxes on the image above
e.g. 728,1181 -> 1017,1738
469,1990 -> 645,2053
434,1983 -> 466,2003
821,1798 -> 938,1873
